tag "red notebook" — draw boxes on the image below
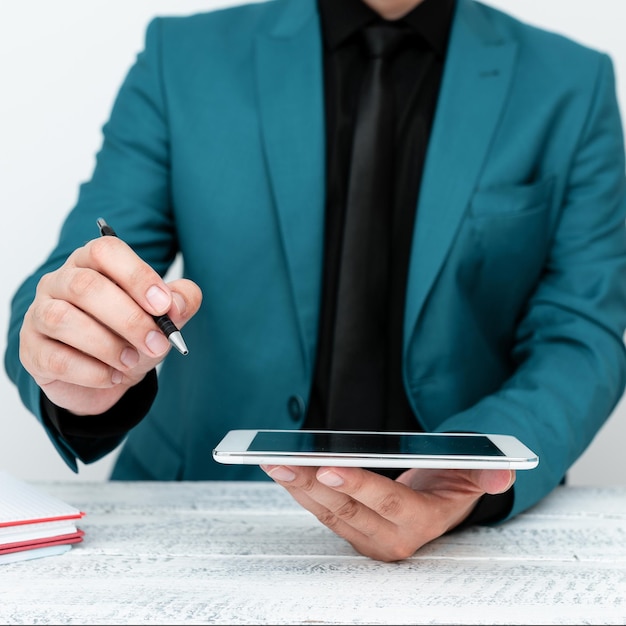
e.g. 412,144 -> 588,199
0,529 -> 85,555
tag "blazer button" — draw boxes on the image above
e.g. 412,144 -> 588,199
287,395 -> 306,421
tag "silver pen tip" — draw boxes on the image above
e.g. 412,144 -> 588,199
168,331 -> 189,356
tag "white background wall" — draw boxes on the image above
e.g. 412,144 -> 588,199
1,0 -> 625,484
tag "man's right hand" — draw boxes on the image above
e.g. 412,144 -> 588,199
19,235 -> 202,416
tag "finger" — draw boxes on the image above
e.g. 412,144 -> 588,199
316,466 -> 418,524
73,237 -> 175,317
40,377 -> 130,416
26,296 -> 150,374
312,467 -> 424,561
262,465 -> 343,522
263,465 -> 410,554
22,332 -> 130,389
262,465 -> 346,521
162,278 -> 203,328
469,469 -> 516,495
40,264 -> 171,358
262,465 -> 386,540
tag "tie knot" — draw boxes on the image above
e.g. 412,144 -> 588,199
361,23 -> 411,59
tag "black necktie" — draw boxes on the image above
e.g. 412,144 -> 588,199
327,24 -> 410,430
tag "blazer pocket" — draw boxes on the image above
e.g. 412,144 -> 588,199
469,177 -> 555,217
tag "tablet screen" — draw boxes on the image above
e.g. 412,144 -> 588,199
248,431 -> 505,457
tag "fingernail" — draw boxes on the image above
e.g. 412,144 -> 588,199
146,285 -> 170,312
317,469 -> 344,487
120,347 -> 139,368
264,466 -> 296,482
112,370 -> 123,384
145,329 -> 170,356
172,292 -> 186,317
506,470 -> 516,491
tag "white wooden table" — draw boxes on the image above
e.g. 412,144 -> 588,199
0,481 -> 624,625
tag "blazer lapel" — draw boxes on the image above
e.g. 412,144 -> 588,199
255,1 -> 326,375
404,0 -> 518,350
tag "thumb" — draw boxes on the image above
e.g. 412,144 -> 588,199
470,469 -> 516,495
166,278 -> 203,328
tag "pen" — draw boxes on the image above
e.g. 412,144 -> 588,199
96,218 -> 189,356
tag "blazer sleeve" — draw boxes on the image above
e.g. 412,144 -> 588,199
436,53 -> 626,519
4,18 -> 174,472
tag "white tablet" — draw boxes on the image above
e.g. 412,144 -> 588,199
212,429 -> 539,470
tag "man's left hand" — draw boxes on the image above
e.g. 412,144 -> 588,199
261,464 -> 514,562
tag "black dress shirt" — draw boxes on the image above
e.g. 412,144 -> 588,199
305,0 -> 454,433
305,1 -> 513,526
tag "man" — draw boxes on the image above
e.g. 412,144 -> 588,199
6,0 -> 626,562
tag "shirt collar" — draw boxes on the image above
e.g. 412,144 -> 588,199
318,0 -> 456,57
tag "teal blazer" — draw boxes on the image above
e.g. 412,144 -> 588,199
6,0 -> 626,520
